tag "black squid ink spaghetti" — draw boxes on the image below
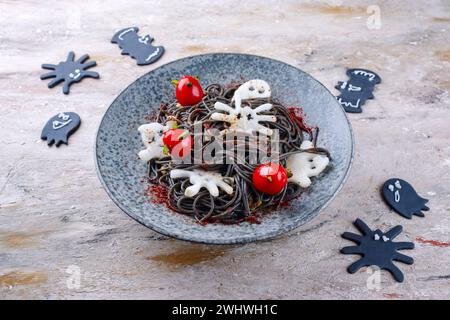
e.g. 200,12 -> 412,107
138,77 -> 330,224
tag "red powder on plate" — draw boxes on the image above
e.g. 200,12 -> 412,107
145,184 -> 170,206
287,106 -> 313,133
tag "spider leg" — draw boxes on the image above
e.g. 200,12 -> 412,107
393,252 -> 414,265
385,262 -> 404,282
211,113 -> 236,123
393,241 -> 414,250
82,71 -> 100,79
342,231 -> 363,244
253,103 -> 273,113
384,225 -> 403,240
41,64 -> 57,70
40,71 -> 57,80
76,54 -> 89,64
347,258 -> 368,274
354,218 -> 372,236
47,77 -> 64,88
66,51 -> 75,61
81,61 -> 97,70
340,245 -> 363,255
62,81 -> 71,94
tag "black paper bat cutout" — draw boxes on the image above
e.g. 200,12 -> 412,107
382,178 -> 429,219
335,68 -> 381,113
111,27 -> 164,65
40,52 -> 99,94
341,218 -> 414,283
41,112 -> 81,147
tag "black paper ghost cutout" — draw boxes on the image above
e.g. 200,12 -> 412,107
335,68 -> 381,113
41,112 -> 81,147
40,52 -> 100,94
111,27 -> 164,65
341,219 -> 414,283
382,178 -> 429,219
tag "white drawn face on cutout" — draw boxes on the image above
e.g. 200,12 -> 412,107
388,180 -> 402,203
69,69 -> 81,80
52,113 -> 72,130
233,79 -> 271,102
374,232 -> 389,242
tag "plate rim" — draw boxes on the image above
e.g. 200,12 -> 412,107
94,52 -> 355,244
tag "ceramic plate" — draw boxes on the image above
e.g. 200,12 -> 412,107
95,53 -> 354,244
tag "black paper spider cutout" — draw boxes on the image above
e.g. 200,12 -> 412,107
341,219 -> 414,283
40,52 -> 99,94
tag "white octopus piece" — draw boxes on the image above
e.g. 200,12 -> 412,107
232,79 -> 272,106
211,79 -> 276,136
170,169 -> 234,198
137,119 -> 176,162
286,140 -> 329,188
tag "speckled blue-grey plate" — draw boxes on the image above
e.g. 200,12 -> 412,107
95,53 -> 354,244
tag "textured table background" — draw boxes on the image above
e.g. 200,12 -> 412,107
0,0 -> 449,299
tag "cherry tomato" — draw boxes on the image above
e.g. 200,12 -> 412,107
162,129 -> 193,159
171,134 -> 193,159
173,76 -> 204,106
252,163 -> 288,195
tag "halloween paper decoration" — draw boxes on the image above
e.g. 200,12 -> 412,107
341,218 -> 414,283
40,52 -> 99,94
41,112 -> 81,147
382,178 -> 429,219
111,27 -> 164,65
335,68 -> 381,113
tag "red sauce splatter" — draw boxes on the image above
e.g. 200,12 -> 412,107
416,237 -> 450,247
287,106 -> 313,133
144,184 -> 170,206
278,200 -> 291,208
383,293 -> 402,299
245,214 -> 262,224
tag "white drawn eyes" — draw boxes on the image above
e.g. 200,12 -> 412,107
52,113 -> 72,130
69,69 -> 81,79
388,180 -> 402,203
374,234 -> 390,242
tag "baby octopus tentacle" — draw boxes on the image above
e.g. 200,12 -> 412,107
170,169 -> 234,198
